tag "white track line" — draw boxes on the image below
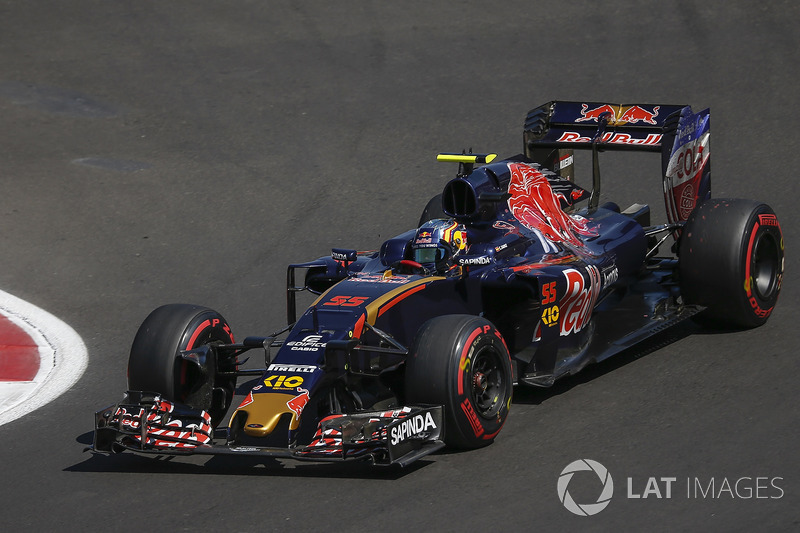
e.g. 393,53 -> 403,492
0,289 -> 88,426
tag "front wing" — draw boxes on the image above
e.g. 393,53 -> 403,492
92,391 -> 444,467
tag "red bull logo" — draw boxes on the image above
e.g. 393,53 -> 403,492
560,266 -> 601,336
555,131 -> 662,146
506,163 -> 596,247
237,391 -> 254,409
576,103 -> 660,126
286,387 -> 310,418
576,104 -> 617,123
619,105 -> 659,125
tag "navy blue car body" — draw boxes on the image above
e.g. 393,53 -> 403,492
92,101 -> 784,466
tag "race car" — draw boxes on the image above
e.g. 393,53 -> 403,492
92,101 -> 784,467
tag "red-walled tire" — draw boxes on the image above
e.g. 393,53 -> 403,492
127,304 -> 236,426
679,199 -> 784,328
406,315 -> 512,449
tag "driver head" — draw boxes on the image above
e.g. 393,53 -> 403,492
411,219 -> 467,274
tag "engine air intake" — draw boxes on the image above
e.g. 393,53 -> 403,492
442,179 -> 477,219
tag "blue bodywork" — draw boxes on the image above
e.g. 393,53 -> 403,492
94,101 -> 712,465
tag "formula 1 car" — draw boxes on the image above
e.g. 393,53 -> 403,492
92,101 -> 784,467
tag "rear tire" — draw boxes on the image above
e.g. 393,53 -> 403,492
405,315 -> 512,449
127,304 -> 236,426
679,198 -> 784,328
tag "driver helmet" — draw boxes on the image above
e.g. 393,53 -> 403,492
411,219 -> 467,273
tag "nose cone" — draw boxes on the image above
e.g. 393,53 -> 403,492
233,391 -> 299,437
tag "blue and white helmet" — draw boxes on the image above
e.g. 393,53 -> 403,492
410,219 -> 467,273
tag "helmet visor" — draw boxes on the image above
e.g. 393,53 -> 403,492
414,247 -> 438,264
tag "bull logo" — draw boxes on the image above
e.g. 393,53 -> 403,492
576,104 -> 617,123
286,387 -> 311,418
576,104 -> 660,125
506,163 -> 597,247
618,105 -> 659,125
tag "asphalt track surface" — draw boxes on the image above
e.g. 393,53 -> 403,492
1,2 -> 798,531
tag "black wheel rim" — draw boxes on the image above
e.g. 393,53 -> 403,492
471,346 -> 506,419
752,231 -> 781,301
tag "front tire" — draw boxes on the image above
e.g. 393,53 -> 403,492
679,199 -> 784,328
127,304 -> 236,426
405,315 -> 513,449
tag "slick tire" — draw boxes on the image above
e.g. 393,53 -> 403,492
406,315 -> 513,449
679,199 -> 784,328
418,193 -> 446,227
127,304 -> 236,426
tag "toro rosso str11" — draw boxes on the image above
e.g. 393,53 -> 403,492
92,101 -> 784,467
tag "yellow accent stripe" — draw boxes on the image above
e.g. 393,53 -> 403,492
436,153 -> 497,164
310,284 -> 337,308
364,277 -> 444,324
310,276 -> 443,325
442,220 -> 458,242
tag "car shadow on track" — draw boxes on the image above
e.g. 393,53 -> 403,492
65,446 -> 428,479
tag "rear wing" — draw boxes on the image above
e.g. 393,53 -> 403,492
523,101 -> 710,224
524,101 -> 688,154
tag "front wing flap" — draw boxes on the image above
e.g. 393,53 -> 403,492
297,406 -> 444,466
92,392 -> 444,467
93,391 -> 214,451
